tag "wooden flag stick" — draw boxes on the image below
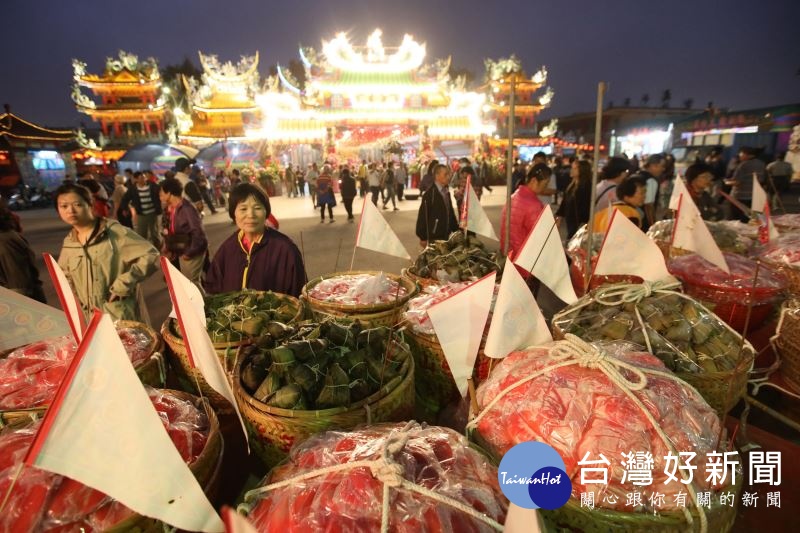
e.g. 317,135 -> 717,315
333,237 -> 344,273
467,377 -> 479,419
716,259 -> 761,449
299,231 -> 306,267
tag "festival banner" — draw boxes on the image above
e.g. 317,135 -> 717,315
513,206 -> 578,304
0,287 -> 70,351
427,272 -> 496,396
43,253 -> 86,342
484,261 -> 551,359
24,311 -> 224,532
593,209 -> 674,283
162,258 -> 249,446
355,196 -> 411,259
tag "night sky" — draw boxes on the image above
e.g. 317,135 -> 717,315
3,0 -> 798,127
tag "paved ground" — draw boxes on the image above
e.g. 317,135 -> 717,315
18,187 -> 516,329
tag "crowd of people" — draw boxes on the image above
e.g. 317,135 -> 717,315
1,146 -> 794,329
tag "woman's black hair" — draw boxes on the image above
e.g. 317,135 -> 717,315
521,163 -> 552,185
617,177 -> 646,200
159,177 -> 184,197
460,165 -> 476,177
228,183 -> 271,221
54,183 -> 93,210
685,162 -> 714,183
601,157 -> 631,180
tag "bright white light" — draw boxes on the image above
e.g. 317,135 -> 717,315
322,30 -> 427,73
232,147 -> 240,156
163,148 -> 170,156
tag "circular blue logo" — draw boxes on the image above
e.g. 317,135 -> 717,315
497,441 -> 572,509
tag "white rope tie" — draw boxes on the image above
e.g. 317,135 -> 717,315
244,421 -> 503,532
467,334 -> 709,532
593,279 -> 682,306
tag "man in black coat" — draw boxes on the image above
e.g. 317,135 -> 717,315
415,163 -> 459,247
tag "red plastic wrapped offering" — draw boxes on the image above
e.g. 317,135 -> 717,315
473,340 -> 730,512
0,388 -> 209,532
668,252 -> 787,331
0,329 -> 155,410
246,422 -> 507,532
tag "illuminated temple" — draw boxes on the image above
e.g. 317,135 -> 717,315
72,51 -> 166,148
177,30 -> 497,159
178,52 -> 261,146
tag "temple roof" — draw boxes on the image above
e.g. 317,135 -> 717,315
0,110 -> 74,144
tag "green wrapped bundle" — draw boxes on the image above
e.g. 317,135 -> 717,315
553,281 -> 753,374
203,290 -> 300,343
411,232 -> 503,282
239,318 -> 410,410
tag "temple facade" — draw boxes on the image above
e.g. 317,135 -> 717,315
72,51 -> 166,148
178,52 -> 261,147
250,30 -> 495,159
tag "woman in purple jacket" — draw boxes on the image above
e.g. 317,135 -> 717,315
204,183 -> 307,296
159,178 -> 208,286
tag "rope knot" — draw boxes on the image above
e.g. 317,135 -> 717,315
593,277 -> 682,306
372,459 -> 405,487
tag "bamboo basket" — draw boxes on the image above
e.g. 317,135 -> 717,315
233,344 -> 415,468
302,271 -> 418,328
162,292 -> 304,404
552,323 -> 753,420
773,299 -> 800,393
763,259 -> 800,297
541,477 -> 742,533
0,390 -> 223,532
116,320 -> 167,388
401,267 -> 441,290
404,326 -> 489,423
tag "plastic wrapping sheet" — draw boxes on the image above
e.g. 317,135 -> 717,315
403,282 -> 481,335
646,220 -> 752,255
771,214 -> 800,231
245,422 -> 507,532
308,273 -> 408,305
474,342 -> 725,512
554,288 -> 749,373
668,253 -> 787,305
0,330 -> 154,410
0,388 -> 210,531
715,220 -> 760,242
755,234 -> 800,266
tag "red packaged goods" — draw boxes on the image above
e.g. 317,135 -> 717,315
404,282 -> 477,335
0,389 -> 211,532
757,234 -> 800,266
668,253 -> 787,331
0,327 -> 160,410
244,422 -> 508,532
470,336 -> 738,519
307,272 -> 409,305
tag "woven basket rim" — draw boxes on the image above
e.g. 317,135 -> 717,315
302,271 -> 418,313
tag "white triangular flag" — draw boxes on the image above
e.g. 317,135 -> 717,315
484,262 -> 551,358
504,503 -> 544,533
460,177 -> 498,240
669,176 -> 690,211
24,311 -> 223,532
222,506 -> 258,533
513,206 -> 578,304
0,287 -> 71,351
427,272 -> 496,396
752,174 -> 769,214
673,195 -> 730,274
355,196 -> 411,259
162,258 -> 249,447
43,253 -> 86,343
168,270 -> 206,326
594,209 -> 674,283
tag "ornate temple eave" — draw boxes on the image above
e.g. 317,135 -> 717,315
193,105 -> 259,113
198,51 -> 260,84
77,78 -> 162,91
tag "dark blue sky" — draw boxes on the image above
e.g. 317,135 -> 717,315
3,0 -> 798,126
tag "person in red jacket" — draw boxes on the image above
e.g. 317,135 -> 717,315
500,163 -> 553,259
